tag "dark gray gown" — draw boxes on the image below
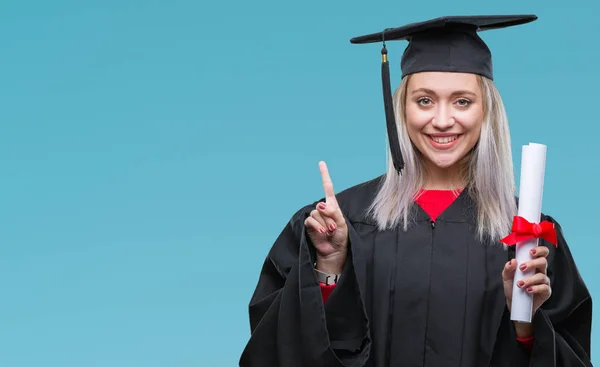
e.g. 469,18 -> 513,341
239,176 -> 593,367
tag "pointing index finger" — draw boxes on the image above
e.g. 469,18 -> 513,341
319,161 -> 337,203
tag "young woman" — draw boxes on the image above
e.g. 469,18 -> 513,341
239,15 -> 592,367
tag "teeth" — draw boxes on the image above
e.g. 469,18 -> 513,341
432,135 -> 457,144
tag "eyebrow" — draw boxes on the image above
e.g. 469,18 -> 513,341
411,88 -> 478,97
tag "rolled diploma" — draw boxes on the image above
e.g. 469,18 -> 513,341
510,143 -> 547,323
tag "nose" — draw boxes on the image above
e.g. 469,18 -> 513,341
431,105 -> 455,130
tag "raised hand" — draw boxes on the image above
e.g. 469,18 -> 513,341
304,161 -> 349,274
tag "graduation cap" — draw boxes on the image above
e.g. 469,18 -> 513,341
350,15 -> 538,174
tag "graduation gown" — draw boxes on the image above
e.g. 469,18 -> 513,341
239,176 -> 593,367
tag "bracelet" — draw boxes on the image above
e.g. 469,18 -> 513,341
314,263 -> 341,285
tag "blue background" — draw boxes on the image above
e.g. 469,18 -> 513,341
1,0 -> 598,365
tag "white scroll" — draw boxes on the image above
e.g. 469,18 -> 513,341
510,142 -> 547,323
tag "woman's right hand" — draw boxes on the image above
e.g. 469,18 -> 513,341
304,161 -> 349,274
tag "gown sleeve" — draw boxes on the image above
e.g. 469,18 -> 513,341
238,205 -> 372,367
494,215 -> 593,367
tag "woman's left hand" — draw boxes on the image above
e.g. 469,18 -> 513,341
502,246 -> 552,335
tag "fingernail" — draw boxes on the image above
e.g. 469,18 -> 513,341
520,264 -> 526,271
329,223 -> 336,231
527,287 -> 533,293
517,281 -> 524,287
318,203 -> 326,210
319,227 -> 326,233
531,249 -> 537,255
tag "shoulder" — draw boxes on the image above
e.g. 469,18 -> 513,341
538,212 -> 572,260
336,175 -> 384,223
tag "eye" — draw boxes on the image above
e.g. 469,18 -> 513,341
455,98 -> 472,107
417,97 -> 433,106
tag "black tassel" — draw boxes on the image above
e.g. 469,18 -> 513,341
381,44 -> 404,174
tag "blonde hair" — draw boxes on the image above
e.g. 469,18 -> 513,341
367,74 -> 517,242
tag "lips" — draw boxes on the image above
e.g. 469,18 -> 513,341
426,134 -> 461,149
430,135 -> 458,144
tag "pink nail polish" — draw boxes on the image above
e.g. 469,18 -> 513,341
531,249 -> 537,255
520,264 -> 526,271
527,287 -> 533,293
517,281 -> 524,287
329,224 -> 336,231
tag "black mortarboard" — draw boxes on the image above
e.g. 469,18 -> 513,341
350,15 -> 538,174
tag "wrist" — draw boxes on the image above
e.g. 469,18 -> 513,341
315,262 -> 343,275
316,253 -> 346,274
513,321 -> 534,339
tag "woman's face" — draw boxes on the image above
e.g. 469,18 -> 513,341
405,72 -> 484,171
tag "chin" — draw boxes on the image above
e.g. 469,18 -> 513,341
427,153 -> 463,169
431,159 -> 459,169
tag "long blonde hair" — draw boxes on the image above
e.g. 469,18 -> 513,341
367,74 -> 517,242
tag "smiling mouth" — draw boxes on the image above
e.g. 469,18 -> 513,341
428,135 -> 460,144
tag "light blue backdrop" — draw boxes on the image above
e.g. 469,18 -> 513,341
1,0 -> 598,366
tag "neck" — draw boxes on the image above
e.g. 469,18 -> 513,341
422,161 -> 465,190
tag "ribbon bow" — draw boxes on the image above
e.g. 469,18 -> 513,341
500,216 -> 558,247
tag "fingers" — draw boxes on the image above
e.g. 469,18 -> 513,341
305,213 -> 326,234
502,259 -> 518,281
319,161 -> 337,204
524,284 -> 552,298
313,206 -> 337,234
516,272 -> 550,290
530,245 -> 549,259
316,201 -> 345,229
305,207 -> 340,238
310,209 -> 327,227
316,161 -> 345,227
519,256 -> 548,274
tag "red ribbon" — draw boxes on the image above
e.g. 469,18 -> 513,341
500,216 -> 558,247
